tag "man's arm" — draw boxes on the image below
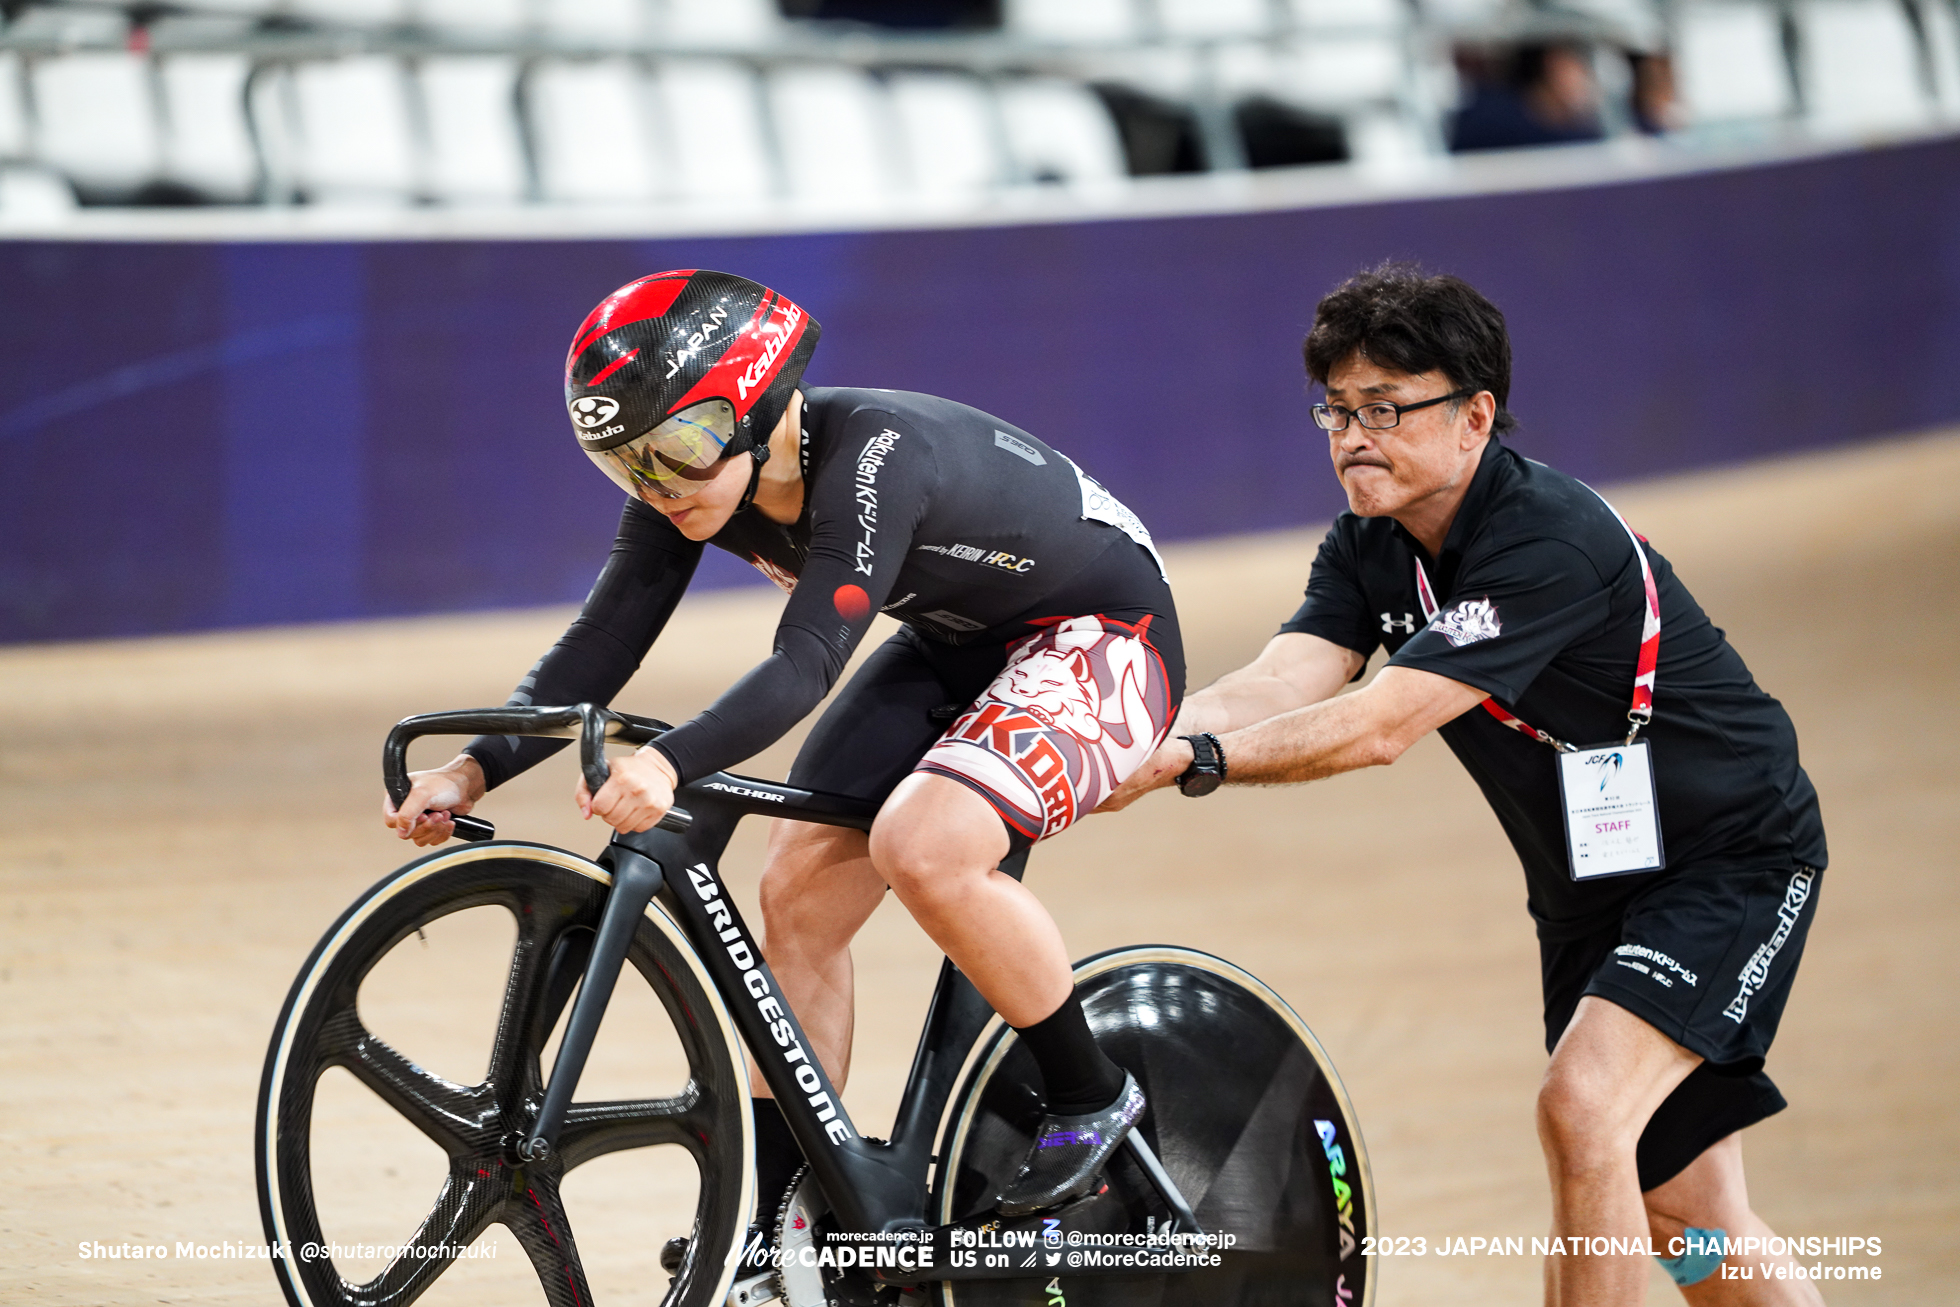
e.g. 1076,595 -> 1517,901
1099,632 -> 1361,810
1216,663 -> 1487,784
1173,631 -> 1366,737
1100,645 -> 1487,809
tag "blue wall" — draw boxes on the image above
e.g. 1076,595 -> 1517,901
4,135 -> 1958,643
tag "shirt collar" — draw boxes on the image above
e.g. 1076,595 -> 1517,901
1390,435 -> 1509,579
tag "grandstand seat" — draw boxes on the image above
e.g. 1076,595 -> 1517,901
158,54 -> 258,202
419,56 -> 528,205
655,58 -> 774,203
5,5 -> 129,45
766,64 -> 899,202
1411,0 -> 1511,28
288,0 -> 410,24
1003,0 -> 1143,43
887,70 -> 1007,196
0,52 -> 26,160
1557,0 -> 1666,48
662,0 -> 781,42
175,0 -> 281,14
290,58 -> 419,204
1674,3 -> 1797,126
1157,0 -> 1272,39
1345,105 -> 1434,170
1286,0 -> 1411,30
1795,0 -> 1935,133
31,52 -> 162,200
1276,33 -> 1410,109
995,77 -> 1129,185
1915,0 -> 1960,119
537,0 -> 652,44
0,163 -> 78,220
414,0 -> 527,35
527,59 -> 664,203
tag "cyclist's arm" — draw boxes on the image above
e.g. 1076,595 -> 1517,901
463,500 -> 702,790
650,417 -> 929,785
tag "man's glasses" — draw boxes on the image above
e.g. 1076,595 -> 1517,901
1312,389 -> 1475,432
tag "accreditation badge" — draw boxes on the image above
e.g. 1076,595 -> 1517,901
1558,741 -> 1665,879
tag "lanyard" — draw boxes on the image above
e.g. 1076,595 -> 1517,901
1414,490 -> 1660,752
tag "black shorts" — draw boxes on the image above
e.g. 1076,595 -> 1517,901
1539,862 -> 1823,1191
787,609 -> 1185,852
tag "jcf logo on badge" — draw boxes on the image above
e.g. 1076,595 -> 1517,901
1589,750 -> 1625,795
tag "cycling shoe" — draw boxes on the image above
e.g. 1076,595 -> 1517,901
996,1072 -> 1146,1217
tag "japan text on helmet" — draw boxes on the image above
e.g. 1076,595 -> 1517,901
564,270 -> 821,501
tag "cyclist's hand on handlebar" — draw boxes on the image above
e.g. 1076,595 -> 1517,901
384,754 -> 487,846
578,746 -> 679,833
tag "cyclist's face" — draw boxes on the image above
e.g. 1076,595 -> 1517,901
641,450 -> 754,540
1324,355 -> 1491,522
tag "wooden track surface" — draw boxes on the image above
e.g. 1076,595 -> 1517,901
3,431 -> 1955,1305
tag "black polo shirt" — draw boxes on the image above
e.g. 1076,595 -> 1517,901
1281,438 -> 1827,937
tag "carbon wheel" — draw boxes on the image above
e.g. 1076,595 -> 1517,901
934,946 -> 1374,1307
256,842 -> 754,1307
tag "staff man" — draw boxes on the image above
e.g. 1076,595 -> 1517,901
1104,264 -> 1827,1305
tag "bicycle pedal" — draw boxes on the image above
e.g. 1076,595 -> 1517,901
726,1269 -> 782,1307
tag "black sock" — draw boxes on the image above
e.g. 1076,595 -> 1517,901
1012,990 -> 1126,1115
752,1097 -> 804,1224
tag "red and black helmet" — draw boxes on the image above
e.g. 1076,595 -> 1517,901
564,270 -> 820,502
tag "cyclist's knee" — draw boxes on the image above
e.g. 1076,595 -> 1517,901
870,819 -> 999,906
871,775 -> 1011,903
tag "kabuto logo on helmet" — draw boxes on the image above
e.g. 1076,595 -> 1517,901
568,395 -> 620,429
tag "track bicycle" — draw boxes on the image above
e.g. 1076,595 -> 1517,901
257,704 -> 1376,1307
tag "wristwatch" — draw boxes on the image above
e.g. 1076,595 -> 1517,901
1176,733 -> 1227,797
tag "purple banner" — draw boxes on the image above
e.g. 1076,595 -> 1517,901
3,136 -> 1957,642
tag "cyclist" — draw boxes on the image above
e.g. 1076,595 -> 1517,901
384,270 -> 1181,1229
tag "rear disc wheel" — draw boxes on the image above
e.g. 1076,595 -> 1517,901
933,946 -> 1374,1307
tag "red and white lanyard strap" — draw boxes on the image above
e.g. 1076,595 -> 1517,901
1413,490 -> 1660,752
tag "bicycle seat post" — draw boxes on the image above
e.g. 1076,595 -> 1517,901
519,845 -> 665,1161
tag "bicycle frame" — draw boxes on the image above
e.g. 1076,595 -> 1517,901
383,705 -> 1201,1286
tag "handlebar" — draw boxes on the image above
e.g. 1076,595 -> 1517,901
383,705 -> 693,843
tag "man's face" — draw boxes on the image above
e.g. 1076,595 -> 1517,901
1323,354 -> 1490,521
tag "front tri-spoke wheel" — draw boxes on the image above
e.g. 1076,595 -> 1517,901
256,843 -> 754,1307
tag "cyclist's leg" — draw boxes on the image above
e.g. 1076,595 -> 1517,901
759,627 -> 1002,1090
740,629 -> 1004,1227
872,773 -> 1056,1024
882,610 -> 1182,1212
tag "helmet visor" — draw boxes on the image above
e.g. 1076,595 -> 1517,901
584,399 -> 738,502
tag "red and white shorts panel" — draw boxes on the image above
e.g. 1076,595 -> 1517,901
916,614 -> 1178,843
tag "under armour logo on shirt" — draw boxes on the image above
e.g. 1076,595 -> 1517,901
1381,612 -> 1417,634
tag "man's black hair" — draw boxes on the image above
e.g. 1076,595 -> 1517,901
1303,261 -> 1517,434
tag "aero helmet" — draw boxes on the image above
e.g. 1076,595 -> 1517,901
564,270 -> 820,504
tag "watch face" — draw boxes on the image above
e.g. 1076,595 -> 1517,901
1179,771 -> 1222,798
